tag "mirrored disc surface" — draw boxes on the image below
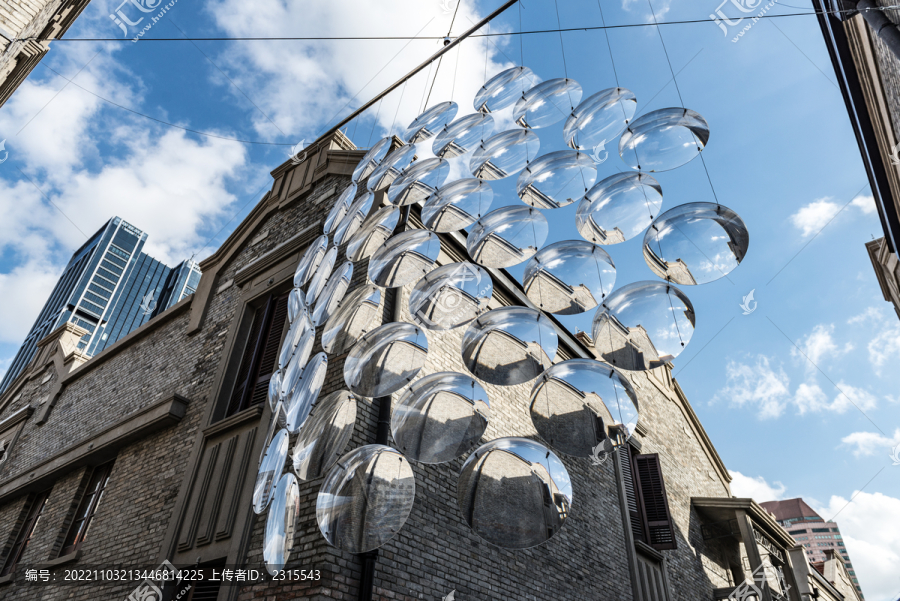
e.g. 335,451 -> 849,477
312,261 -> 353,326
264,472 -> 299,575
317,444 -> 415,554
563,87 -> 637,152
523,240 -> 616,315
387,158 -> 451,206
253,428 -> 289,514
346,206 -> 401,263
285,352 -> 327,434
404,101 -> 459,144
516,150 -> 596,209
368,144 -> 416,192
592,280 -> 695,371
474,66 -> 539,113
334,192 -> 375,247
278,311 -> 313,372
293,235 -> 328,287
461,307 -> 558,386
392,372 -> 489,464
619,107 -> 710,172
642,202 -> 749,285
513,78 -> 583,129
344,322 -> 428,397
268,369 -> 283,411
467,205 -> 548,268
422,178 -> 493,233
288,288 -> 307,324
324,183 -> 357,236
306,246 -> 338,303
530,359 -> 639,457
409,262 -> 492,331
369,230 -> 441,288
457,437 -> 571,549
292,390 -> 358,481
578,172 -> 663,245
280,322 -> 316,399
352,136 -> 392,183
470,129 -> 540,180
432,112 -> 495,158
322,285 -> 382,355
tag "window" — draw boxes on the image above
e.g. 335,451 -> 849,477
620,446 -> 677,551
788,529 -> 807,534
831,528 -> 839,532
60,462 -> 114,556
1,490 -> 50,575
812,528 -> 831,533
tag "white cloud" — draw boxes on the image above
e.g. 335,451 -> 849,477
729,471 -> 786,502
790,198 -> 841,237
841,428 -> 900,458
715,355 -> 791,418
848,306 -> 885,325
850,194 -> 877,215
790,323 -> 852,368
867,323 -> 900,376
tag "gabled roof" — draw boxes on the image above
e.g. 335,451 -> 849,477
759,498 -> 823,522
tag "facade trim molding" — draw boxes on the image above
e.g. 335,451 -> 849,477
233,226 -> 318,288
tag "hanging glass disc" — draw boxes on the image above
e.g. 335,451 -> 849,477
352,136 -> 392,183
461,307 -> 558,386
306,246 -> 337,303
368,144 -> 416,192
333,192 -> 375,247
280,323 -> 315,400
253,428 -> 289,514
529,359 -> 639,457
278,310 -> 313,372
322,285 -> 382,355
456,437 -> 571,549
432,112 -> 495,158
387,158 -> 451,206
285,352 -> 327,434
619,107 -> 710,172
288,288 -> 307,324
470,129 -> 540,180
578,172 -> 663,245
523,240 -> 616,315
467,205 -> 548,268
317,444 -> 415,554
642,202 -> 749,285
392,372 -> 490,464
409,262 -> 492,331
324,183 -> 357,236
346,206 -> 400,263
474,66 -> 539,113
516,150 -> 596,209
264,472 -> 299,575
368,230 -> 441,288
563,87 -> 637,155
292,390 -> 358,481
293,235 -> 328,287
404,101 -> 459,144
422,178 -> 493,233
513,78 -> 583,129
592,280 -> 695,371
344,322 -> 428,397
312,261 -> 353,326
268,369 -> 283,411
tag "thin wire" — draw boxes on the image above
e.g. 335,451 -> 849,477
14,166 -> 88,238
553,0 -> 569,80
451,41 -> 462,100
368,97 -> 384,147
424,54 -> 444,110
390,80 -> 408,138
597,0 -> 620,88
647,0 -> 683,108
420,60 -> 434,114
192,181 -> 271,259
518,0 -> 525,66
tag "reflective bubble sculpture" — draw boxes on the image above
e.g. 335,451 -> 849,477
352,136 -> 392,183
317,444 -> 415,553
253,428 -> 290,514
293,235 -> 328,287
461,307 -> 558,386
467,206 -> 548,268
306,246 -> 338,303
457,437 -> 572,549
285,352 -> 328,433
278,311 -> 314,372
268,369 -> 283,411
281,324 -> 316,400
514,78 -> 583,129
422,178 -> 493,233
470,129 -> 540,180
530,359 -> 639,457
368,144 -> 416,192
346,206 -> 400,263
619,107 -> 710,172
564,87 -> 637,153
404,101 -> 458,144
333,192 -> 375,247
578,172 -> 663,245
474,66 -> 539,113
392,371 -> 490,464
368,230 -> 441,288
288,288 -> 307,324
324,183 -> 357,236
409,262 -> 492,331
516,150 -> 596,209
322,285 -> 382,355
312,261 -> 353,326
592,281 -> 695,371
264,472 -> 299,575
344,322 -> 429,397
523,240 -> 616,315
433,112 -> 495,158
292,390 -> 357,481
642,202 -> 749,285
388,158 -> 451,206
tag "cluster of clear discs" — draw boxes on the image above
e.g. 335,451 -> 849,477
253,62 -> 750,566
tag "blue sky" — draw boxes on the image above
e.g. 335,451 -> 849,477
1,0 -> 899,597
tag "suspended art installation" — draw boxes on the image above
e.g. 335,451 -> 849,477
422,178 -> 494,233
522,240 -> 616,315
293,235 -> 328,287
312,261 -> 353,326
563,87 -> 637,155
263,472 -> 299,575
368,144 -> 416,192
404,101 -> 459,144
470,129 -> 540,180
292,390 -> 357,481
324,183 -> 358,236
388,158 -> 451,206
474,66 -> 539,113
306,246 -> 338,303
619,107 -> 710,172
409,262 -> 492,331
467,205 -> 548,268
352,136 -> 392,183
514,78 -> 583,129
344,322 -> 429,397
577,172 -> 663,245
346,206 -> 401,263
253,429 -> 290,514
516,150 -> 597,209
433,112 -> 495,158
321,285 -> 382,355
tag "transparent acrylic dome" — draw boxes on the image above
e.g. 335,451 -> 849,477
387,158 -> 451,206
263,472 -> 299,575
470,129 -> 540,180
578,172 -> 663,245
513,78 -> 583,129
432,112 -> 495,158
317,444 -> 415,553
280,325 -> 315,400
563,87 -> 637,152
457,437 -> 572,549
346,205 -> 400,263
404,101 -> 459,144
523,240 -> 616,315
474,66 -> 539,113
306,245 -> 338,303
288,287 -> 307,324
312,261 -> 353,326
293,235 -> 328,287
253,428 -> 289,514
422,178 -> 493,233
467,205 -> 548,268
324,183 -> 357,236
268,369 -> 283,410
591,280 -> 695,371
368,229 -> 441,288
409,262 -> 492,330
516,150 -> 596,209
368,144 -> 416,192
292,390 -> 357,481
333,192 -> 375,247
285,351 -> 327,434
642,202 -> 749,285
344,322 -> 429,397
322,284 -> 382,355
461,306 -> 558,386
352,136 -> 392,183
619,107 -> 710,172
278,310 -> 313,372
392,371 -> 490,464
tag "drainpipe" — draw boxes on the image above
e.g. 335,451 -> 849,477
857,0 -> 900,57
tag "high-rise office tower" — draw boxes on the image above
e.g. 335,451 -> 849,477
0,217 -> 201,394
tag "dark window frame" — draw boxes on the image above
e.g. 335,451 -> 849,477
59,462 -> 114,556
1,490 -> 50,576
620,445 -> 677,552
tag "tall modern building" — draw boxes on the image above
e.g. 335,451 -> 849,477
0,217 -> 201,394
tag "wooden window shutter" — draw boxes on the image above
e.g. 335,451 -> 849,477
619,445 -> 647,544
633,453 -> 677,551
